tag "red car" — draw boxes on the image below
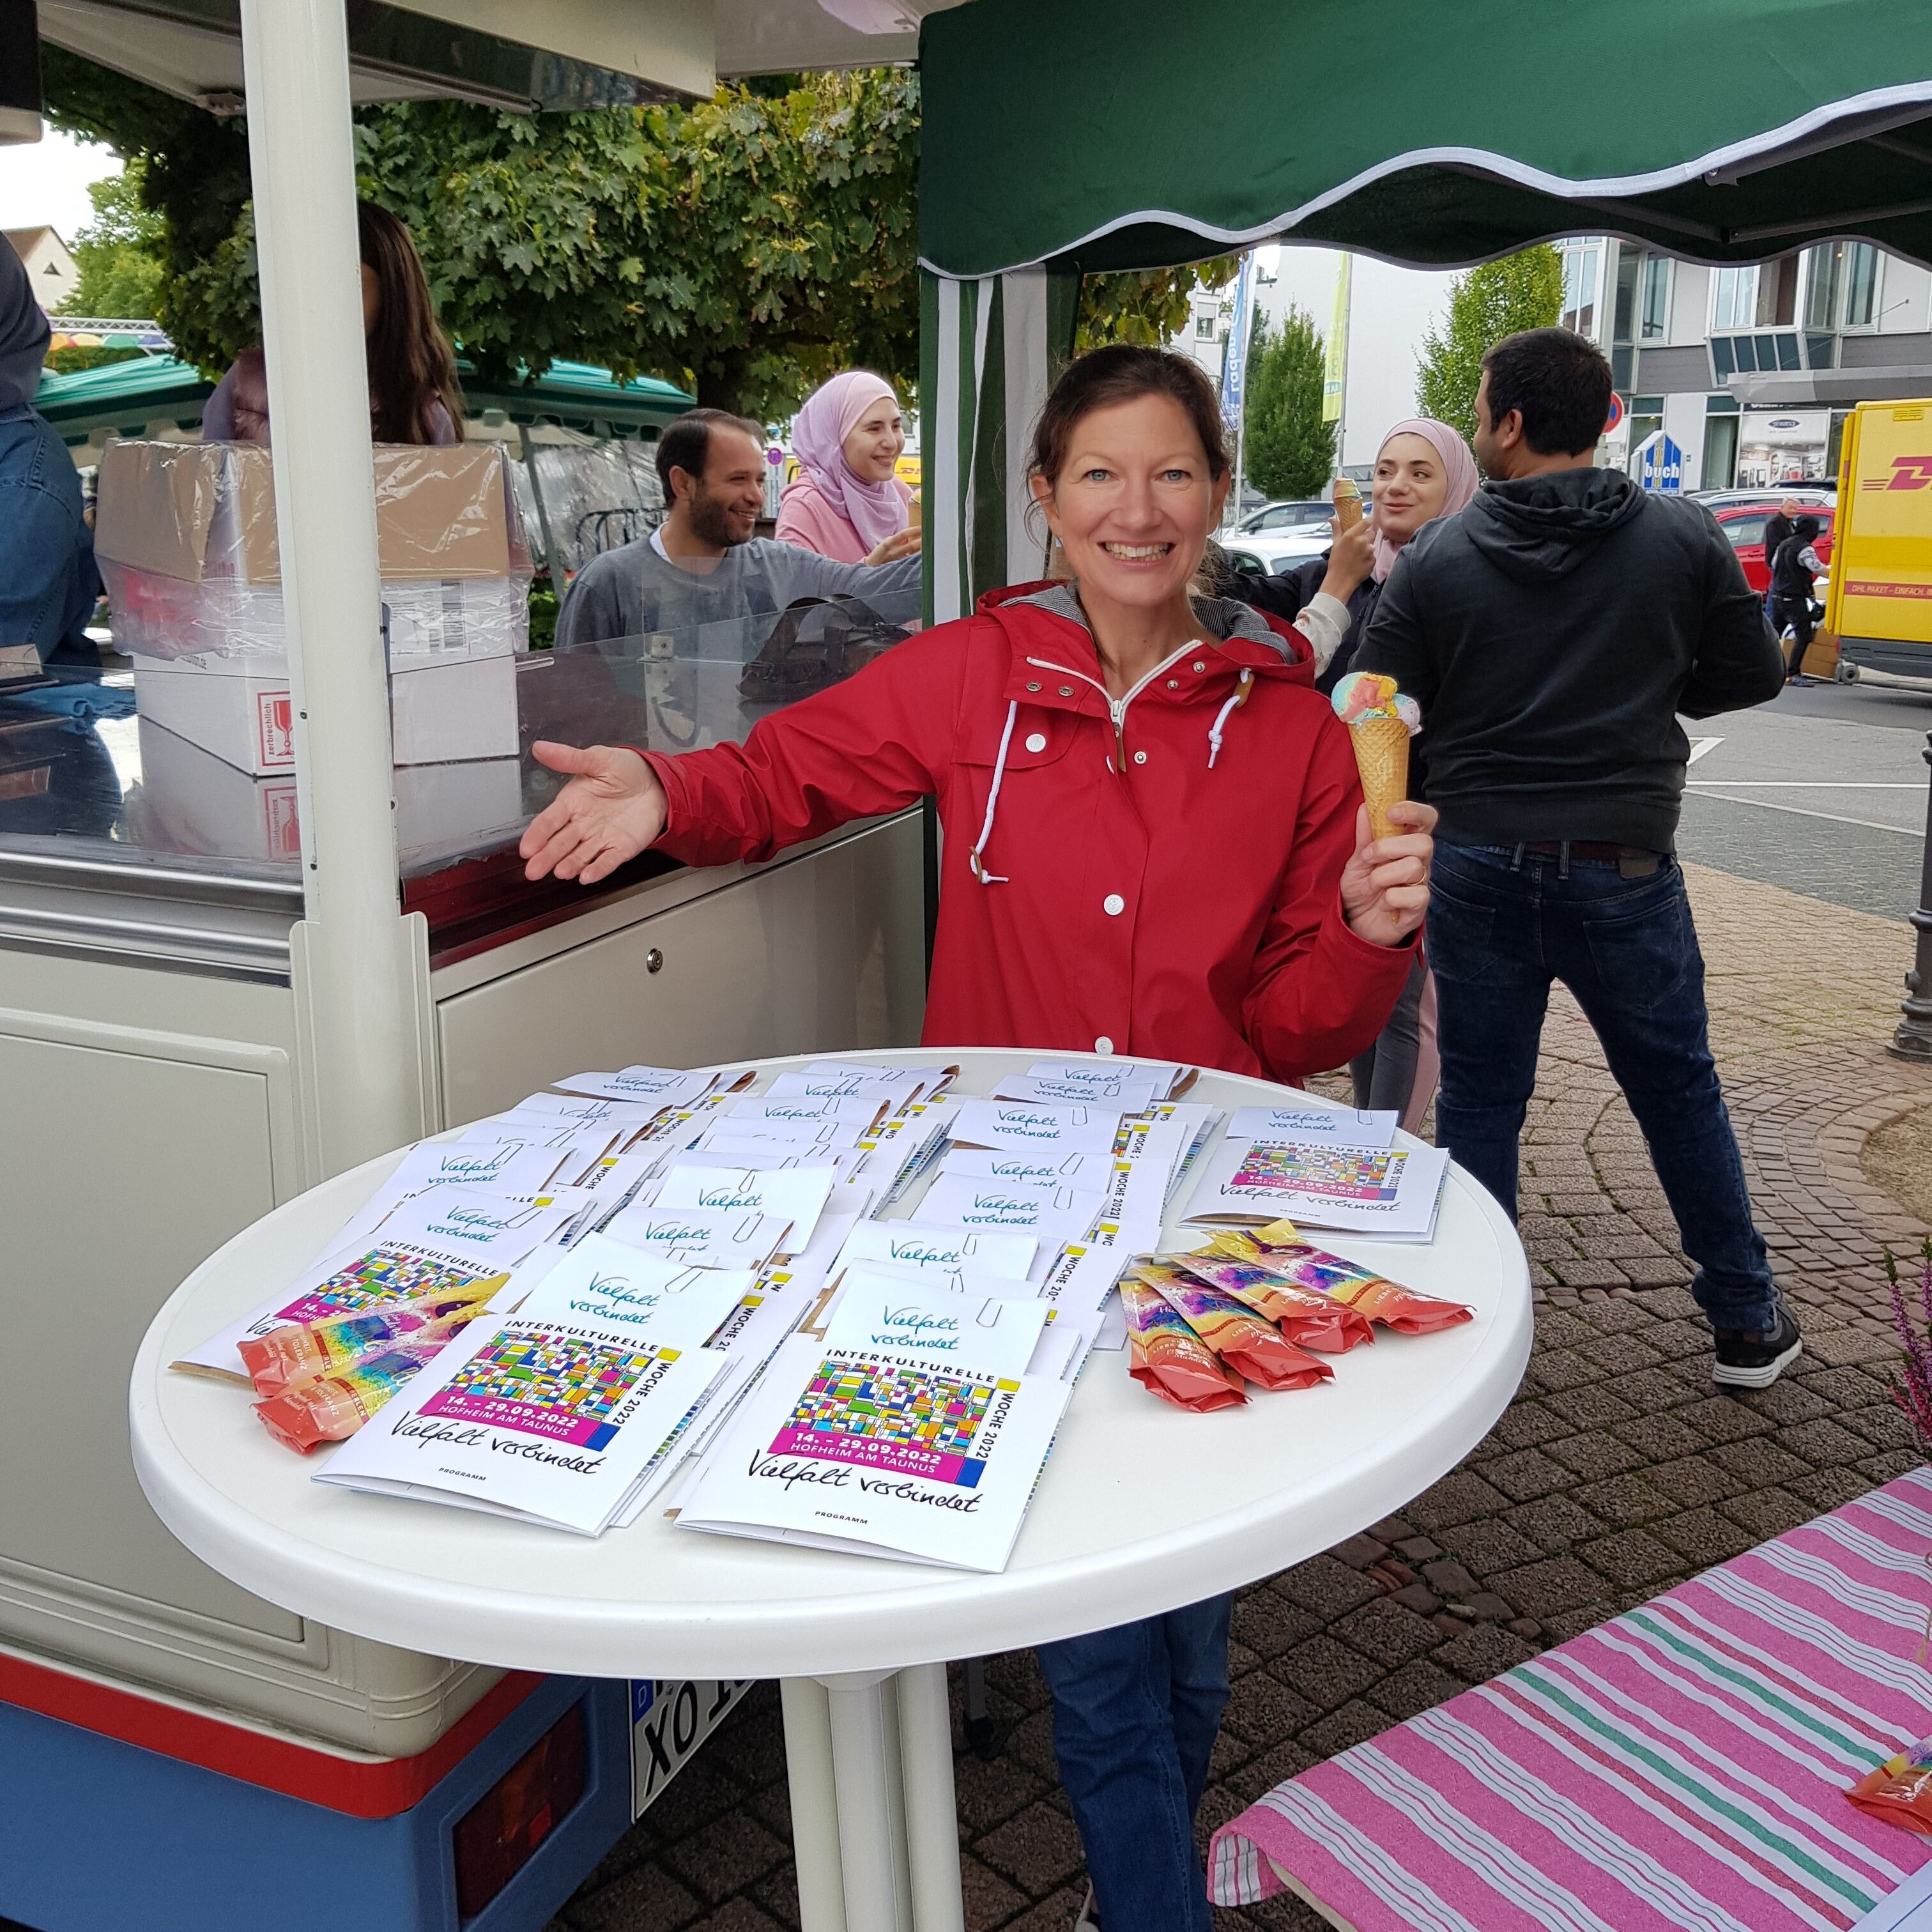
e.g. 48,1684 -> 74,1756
1712,500 -> 1836,594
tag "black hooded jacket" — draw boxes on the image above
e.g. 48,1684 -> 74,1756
1354,467 -> 1783,852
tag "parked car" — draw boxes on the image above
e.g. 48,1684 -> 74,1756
1712,500 -> 1836,595
1233,498 -> 1333,536
1689,486 -> 1834,510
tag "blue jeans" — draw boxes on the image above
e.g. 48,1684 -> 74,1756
1035,1595 -> 1231,1932
1427,843 -> 1777,1333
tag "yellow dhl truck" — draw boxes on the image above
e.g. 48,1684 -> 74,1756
1827,399 -> 1932,685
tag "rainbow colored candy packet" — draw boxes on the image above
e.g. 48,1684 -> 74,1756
1849,1735 -> 1932,1836
1162,1252 -> 1372,1353
1117,1275 -> 1245,1411
237,1277 -> 509,1398
1133,1264 -> 1332,1392
1204,1220 -> 1474,1333
252,1314 -> 490,1453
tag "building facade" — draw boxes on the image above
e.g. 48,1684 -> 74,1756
4,226 -> 77,310
1557,235 -> 1932,491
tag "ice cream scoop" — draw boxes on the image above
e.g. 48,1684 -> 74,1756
1330,671 -> 1422,839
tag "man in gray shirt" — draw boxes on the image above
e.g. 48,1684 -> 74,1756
556,407 -> 922,647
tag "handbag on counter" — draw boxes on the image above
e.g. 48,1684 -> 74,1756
738,595 -> 911,704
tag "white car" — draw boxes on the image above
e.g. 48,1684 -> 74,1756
1221,498 -> 1338,575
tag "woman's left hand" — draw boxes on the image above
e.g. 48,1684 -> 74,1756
1340,799 -> 1437,947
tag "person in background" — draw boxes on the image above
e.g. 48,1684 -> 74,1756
1761,495 -> 1800,604
1356,325 -> 1797,1391
203,202 -> 463,446
774,371 -> 921,564
1769,514 -> 1825,681
556,407 -> 921,648
519,347 -> 1434,1932
1234,418 -> 1481,1130
0,241 -> 100,668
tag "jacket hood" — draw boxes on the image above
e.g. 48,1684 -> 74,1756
1462,466 -> 1647,583
976,579 -> 1314,681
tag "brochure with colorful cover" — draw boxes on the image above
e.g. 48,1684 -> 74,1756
992,1071 -> 1164,1117
1183,1135 -> 1450,1240
1030,1242 -> 1142,1376
835,1219 -> 1038,1284
675,1289 -> 1071,1570
939,1147 -> 1115,1193
314,1256 -> 738,1536
178,1188 -> 588,1377
949,1100 -> 1123,1156
820,1275 -> 1050,1375
550,1066 -> 723,1108
913,1174 -> 1103,1248
653,1161 -> 840,1250
1226,1105 -> 1397,1150
325,1142 -> 579,1254
597,1201 -> 793,1271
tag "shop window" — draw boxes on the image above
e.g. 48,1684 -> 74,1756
1641,256 -> 1671,339
1758,255 -> 1799,326
1613,251 -> 1639,345
1195,313 -> 1217,341
1803,242 -> 1843,332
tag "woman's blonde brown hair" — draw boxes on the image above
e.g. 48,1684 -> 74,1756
358,201 -> 466,445
1027,344 -> 1230,489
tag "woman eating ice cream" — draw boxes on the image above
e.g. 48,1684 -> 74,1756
518,344 -> 1434,1932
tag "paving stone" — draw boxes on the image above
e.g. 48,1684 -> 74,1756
1577,1528 -> 1685,1590
1327,1597 -> 1446,1667
1570,1475 -> 1674,1528
1275,1554 -> 1384,1616
1432,1623 -> 1542,1684
1541,1384 -> 1641,1429
1271,1636 -> 1389,1713
974,1800 -> 1088,1896
1489,1402 -> 1574,1450
1543,1430 -> 1649,1480
1505,1495 -> 1611,1553
1644,1455 -> 1747,1508
1708,1438 -> 1815,1487
1299,1699 -> 1399,1759
1434,1517 -> 1546,1575
1403,1469 -> 1510,1529
1489,1555 -> 1611,1619
1367,1660 -> 1469,1722
1327,1533 -> 1388,1570
1722,1487 -> 1821,1540
1676,1394 -> 1777,1444
1483,1447 -> 1575,1502
1230,1589 -> 1324,1660
1222,1671 -> 1322,1745
1651,1506 -> 1761,1567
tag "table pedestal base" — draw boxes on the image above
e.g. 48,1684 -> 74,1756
782,1666 -> 965,1932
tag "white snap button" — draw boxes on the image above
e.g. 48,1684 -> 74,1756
1193,660 -> 1207,672
1103,893 -> 1124,916
1025,732 -> 1047,753
1133,749 -> 1147,765
1166,678 -> 1179,689
1094,1035 -> 1114,1055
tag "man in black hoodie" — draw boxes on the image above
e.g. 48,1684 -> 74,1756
1355,327 -> 1795,1389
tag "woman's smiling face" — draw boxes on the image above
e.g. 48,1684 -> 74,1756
1372,433 -> 1451,550
1030,392 -> 1226,611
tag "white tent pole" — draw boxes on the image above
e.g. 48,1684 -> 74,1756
240,0 -> 427,1177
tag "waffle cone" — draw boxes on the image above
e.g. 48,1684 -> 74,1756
1333,478 -> 1363,534
1349,716 -> 1410,839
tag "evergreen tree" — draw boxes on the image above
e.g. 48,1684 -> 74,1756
1243,306 -> 1333,500
1413,245 -> 1564,442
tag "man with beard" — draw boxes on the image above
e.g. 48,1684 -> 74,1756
556,408 -> 922,647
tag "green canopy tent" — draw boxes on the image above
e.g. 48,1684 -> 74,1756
916,0 -> 1932,617
33,354 -> 692,447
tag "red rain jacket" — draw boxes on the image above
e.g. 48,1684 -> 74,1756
641,582 -> 1413,1081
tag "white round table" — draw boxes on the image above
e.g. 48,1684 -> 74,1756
131,1048 -> 1531,1932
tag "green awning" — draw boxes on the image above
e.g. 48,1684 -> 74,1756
919,0 -> 1932,276
34,355 -> 693,444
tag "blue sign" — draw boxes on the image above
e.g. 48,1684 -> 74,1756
1219,254 -> 1253,433
1636,430 -> 1683,493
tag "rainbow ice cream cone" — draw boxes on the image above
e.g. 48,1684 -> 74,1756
1331,671 -> 1422,840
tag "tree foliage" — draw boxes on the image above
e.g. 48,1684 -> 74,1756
42,49 -> 1234,422
59,164 -> 166,320
1413,245 -> 1564,443
1076,261 -> 1236,353
1242,305 -> 1333,499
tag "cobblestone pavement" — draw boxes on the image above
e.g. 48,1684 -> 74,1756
551,862 -> 1932,1932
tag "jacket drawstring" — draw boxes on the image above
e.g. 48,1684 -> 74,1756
969,700 -> 1018,884
1206,668 -> 1254,769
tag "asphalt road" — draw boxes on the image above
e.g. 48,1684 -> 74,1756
1676,676 -> 1929,922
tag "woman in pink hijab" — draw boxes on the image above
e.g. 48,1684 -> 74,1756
775,371 -> 922,565
1234,415 -> 1480,1133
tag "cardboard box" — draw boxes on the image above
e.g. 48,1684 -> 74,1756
100,562 -> 528,668
132,650 -> 519,776
95,440 -> 529,585
136,717 -> 523,869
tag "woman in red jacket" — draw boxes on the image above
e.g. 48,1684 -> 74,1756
522,346 -> 1433,1932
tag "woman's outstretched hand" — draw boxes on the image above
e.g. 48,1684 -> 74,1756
519,742 -> 668,884
1339,799 -> 1436,947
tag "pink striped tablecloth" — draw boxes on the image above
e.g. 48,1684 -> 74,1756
1211,1467 -> 1932,1931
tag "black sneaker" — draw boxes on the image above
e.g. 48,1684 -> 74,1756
1712,1304 -> 1802,1389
